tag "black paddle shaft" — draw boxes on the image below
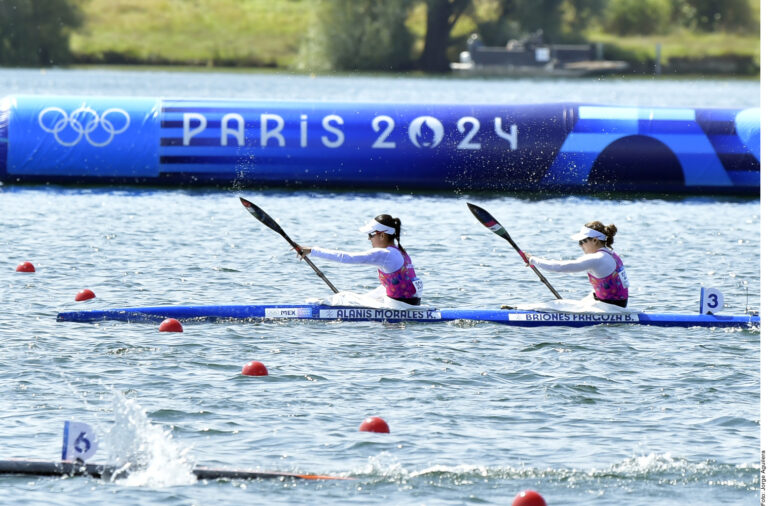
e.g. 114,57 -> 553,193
240,197 -> 339,293
467,202 -> 562,299
0,459 -> 347,481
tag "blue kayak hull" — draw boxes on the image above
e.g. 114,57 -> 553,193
56,304 -> 759,328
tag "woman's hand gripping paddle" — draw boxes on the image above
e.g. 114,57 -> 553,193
240,197 -> 339,293
467,202 -> 562,299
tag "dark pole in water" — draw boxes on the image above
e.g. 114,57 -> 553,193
0,459 -> 349,481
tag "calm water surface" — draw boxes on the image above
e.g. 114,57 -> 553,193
0,69 -> 760,505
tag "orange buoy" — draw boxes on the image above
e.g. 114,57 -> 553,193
242,361 -> 268,376
75,289 -> 95,301
158,318 -> 183,332
358,416 -> 389,433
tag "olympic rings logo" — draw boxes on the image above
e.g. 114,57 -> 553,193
38,106 -> 131,147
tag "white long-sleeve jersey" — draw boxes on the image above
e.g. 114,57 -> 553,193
529,248 -> 618,278
309,245 -> 404,273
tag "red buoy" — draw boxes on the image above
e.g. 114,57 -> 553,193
75,289 -> 95,301
158,318 -> 183,332
242,361 -> 268,376
358,416 -> 390,433
15,262 -> 35,272
512,490 -> 547,506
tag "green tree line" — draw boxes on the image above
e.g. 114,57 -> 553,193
303,0 -> 758,71
0,0 -> 83,66
0,0 -> 758,71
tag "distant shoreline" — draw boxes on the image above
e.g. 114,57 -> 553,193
16,63 -> 759,80
67,49 -> 759,76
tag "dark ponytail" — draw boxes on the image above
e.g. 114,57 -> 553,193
374,214 -> 406,253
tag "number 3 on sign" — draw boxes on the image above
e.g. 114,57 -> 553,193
699,287 -> 724,314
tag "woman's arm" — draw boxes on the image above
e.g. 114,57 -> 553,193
309,246 -> 403,272
529,252 -> 614,275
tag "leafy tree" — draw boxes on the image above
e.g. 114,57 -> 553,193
604,0 -> 671,35
419,0 -> 472,72
0,0 -> 83,66
299,0 -> 414,71
676,0 -> 757,32
560,0 -> 608,38
497,0 -> 567,41
469,0 -> 602,48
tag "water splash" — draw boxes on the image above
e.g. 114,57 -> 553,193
105,393 -> 196,487
351,451 -> 757,490
361,452 -> 409,482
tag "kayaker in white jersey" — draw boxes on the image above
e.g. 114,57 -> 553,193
524,221 -> 629,308
298,214 -> 423,306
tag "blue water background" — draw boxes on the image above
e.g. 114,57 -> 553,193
0,69 -> 760,505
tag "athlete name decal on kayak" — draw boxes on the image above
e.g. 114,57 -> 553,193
318,309 -> 441,320
264,307 -> 313,318
507,313 -> 639,322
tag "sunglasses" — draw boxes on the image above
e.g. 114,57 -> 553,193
579,238 -> 590,246
368,231 -> 378,239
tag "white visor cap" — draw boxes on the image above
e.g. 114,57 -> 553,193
570,225 -> 607,242
359,219 -> 395,236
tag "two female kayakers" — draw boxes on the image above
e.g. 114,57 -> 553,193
525,221 -> 629,307
298,214 -> 423,306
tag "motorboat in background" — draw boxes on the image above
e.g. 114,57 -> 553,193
451,32 -> 629,77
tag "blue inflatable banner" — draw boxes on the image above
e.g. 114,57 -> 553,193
0,95 -> 759,194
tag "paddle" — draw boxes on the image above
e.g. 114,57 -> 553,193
466,202 -> 562,299
239,197 -> 339,293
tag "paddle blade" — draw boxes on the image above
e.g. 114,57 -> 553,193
467,202 -> 562,299
467,202 -> 510,240
239,196 -> 339,293
240,197 -> 288,238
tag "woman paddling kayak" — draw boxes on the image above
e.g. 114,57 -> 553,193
524,221 -> 629,307
299,214 -> 423,306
